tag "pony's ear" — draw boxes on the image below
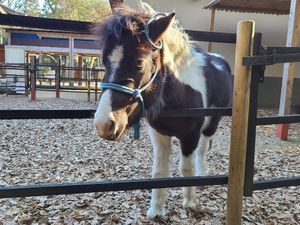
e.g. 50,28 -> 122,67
149,12 -> 175,44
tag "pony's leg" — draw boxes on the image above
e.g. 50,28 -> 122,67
196,117 -> 221,176
180,151 -> 197,209
146,126 -> 171,219
180,134 -> 200,209
195,134 -> 211,176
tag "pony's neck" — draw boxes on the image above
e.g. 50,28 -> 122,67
145,28 -> 193,119
161,28 -> 192,73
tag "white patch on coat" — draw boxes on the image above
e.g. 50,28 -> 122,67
212,60 -> 223,71
94,90 -> 114,135
173,50 -> 208,108
207,52 -> 224,59
146,125 -> 171,219
108,45 -> 124,82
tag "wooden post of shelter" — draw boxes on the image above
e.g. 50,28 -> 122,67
277,0 -> 300,140
208,8 -> 216,52
226,20 -> 255,225
55,59 -> 61,98
76,55 -> 83,86
25,63 -> 30,97
30,56 -> 37,101
87,69 -> 91,102
109,0 -> 123,13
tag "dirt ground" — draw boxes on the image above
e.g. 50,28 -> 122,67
0,95 -> 299,225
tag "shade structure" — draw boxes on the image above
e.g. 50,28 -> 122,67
204,0 -> 291,15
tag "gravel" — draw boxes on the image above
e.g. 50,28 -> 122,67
0,95 -> 299,224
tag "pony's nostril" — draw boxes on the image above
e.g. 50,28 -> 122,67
106,120 -> 116,134
95,119 -> 117,139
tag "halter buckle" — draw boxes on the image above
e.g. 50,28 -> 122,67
132,89 -> 142,99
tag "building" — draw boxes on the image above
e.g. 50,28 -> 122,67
5,27 -> 102,78
0,3 -> 104,79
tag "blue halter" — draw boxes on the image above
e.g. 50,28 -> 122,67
100,67 -> 159,115
100,13 -> 167,116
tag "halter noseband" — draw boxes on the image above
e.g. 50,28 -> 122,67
100,13 -> 167,118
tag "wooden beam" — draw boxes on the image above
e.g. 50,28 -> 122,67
7,45 -> 102,55
226,20 -> 255,225
0,14 -> 91,33
277,0 -> 300,140
5,29 -> 99,40
208,8 -> 216,51
186,30 -> 236,43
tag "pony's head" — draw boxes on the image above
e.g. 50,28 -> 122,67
94,6 -> 175,141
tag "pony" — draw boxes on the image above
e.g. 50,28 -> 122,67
94,3 -> 232,219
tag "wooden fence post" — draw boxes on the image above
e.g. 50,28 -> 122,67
226,20 -> 255,225
30,56 -> 37,101
55,59 -> 61,98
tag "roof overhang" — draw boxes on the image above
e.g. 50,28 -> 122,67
0,14 -> 94,34
204,0 -> 291,15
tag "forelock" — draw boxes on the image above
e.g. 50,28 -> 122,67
94,6 -> 152,44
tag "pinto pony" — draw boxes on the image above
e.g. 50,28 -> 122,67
94,4 -> 232,218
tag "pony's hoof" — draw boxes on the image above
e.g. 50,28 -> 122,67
146,207 -> 162,219
183,199 -> 197,210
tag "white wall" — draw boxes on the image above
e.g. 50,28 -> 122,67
124,0 -> 298,78
5,45 -> 25,79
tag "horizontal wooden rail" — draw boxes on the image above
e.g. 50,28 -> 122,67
0,176 -> 228,199
265,46 -> 300,54
256,115 -> 300,125
243,53 -> 300,65
0,108 -> 232,120
186,30 -> 236,43
253,177 -> 300,190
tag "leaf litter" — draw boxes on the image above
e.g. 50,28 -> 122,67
0,95 -> 299,224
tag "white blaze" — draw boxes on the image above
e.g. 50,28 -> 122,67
94,90 -> 114,135
94,45 -> 124,136
108,45 -> 124,82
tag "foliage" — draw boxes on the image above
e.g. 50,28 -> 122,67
0,0 -> 111,21
0,28 -> 8,44
40,0 -> 111,22
0,0 -> 39,16
0,0 -> 110,43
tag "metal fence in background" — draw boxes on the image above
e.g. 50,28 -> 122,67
0,60 -> 105,102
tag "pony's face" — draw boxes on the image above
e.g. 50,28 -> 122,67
94,12 -> 175,141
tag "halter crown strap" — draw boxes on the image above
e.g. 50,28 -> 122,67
144,13 -> 167,49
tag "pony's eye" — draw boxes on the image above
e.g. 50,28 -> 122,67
136,60 -> 144,70
119,78 -> 134,86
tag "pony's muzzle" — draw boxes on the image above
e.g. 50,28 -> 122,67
95,119 -> 117,140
